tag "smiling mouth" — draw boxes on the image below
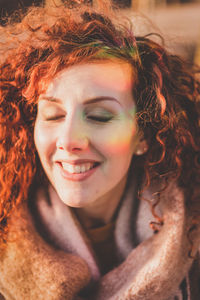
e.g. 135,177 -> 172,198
60,162 -> 100,174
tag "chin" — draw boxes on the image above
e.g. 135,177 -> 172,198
61,200 -> 86,208
58,192 -> 91,208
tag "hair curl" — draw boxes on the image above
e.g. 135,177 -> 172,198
0,0 -> 200,243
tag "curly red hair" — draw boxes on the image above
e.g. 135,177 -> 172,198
0,1 -> 200,243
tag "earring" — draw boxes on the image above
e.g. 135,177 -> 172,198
135,149 -> 142,155
135,141 -> 148,156
135,148 -> 146,155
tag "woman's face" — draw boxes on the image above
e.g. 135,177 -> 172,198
34,60 -> 140,210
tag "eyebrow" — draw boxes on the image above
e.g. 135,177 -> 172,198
39,96 -> 62,103
84,96 -> 121,106
40,96 -> 122,106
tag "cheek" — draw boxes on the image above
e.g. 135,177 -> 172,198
34,122 -> 56,161
95,123 -> 138,156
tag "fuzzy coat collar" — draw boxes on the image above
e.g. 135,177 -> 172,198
0,180 -> 200,300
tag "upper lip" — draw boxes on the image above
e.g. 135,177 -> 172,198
55,159 -> 101,165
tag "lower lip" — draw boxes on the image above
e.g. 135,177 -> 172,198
57,163 -> 100,182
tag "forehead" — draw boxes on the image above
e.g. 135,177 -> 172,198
45,60 -> 134,99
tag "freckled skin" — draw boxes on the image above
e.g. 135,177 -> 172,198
34,60 -> 141,221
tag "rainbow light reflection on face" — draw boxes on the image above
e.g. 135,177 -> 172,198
34,60 -> 141,220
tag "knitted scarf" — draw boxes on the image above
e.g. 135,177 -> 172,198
0,180 -> 199,300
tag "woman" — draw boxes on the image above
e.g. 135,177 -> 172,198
0,1 -> 200,299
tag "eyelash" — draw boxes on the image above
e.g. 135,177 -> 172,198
87,115 -> 113,123
44,114 -> 113,123
45,114 -> 113,123
45,115 -> 65,121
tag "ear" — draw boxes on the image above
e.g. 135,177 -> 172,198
134,134 -> 148,156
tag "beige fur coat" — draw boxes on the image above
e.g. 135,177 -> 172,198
0,180 -> 200,300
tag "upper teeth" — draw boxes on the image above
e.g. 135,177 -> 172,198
61,162 -> 95,174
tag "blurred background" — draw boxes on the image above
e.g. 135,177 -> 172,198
0,0 -> 200,64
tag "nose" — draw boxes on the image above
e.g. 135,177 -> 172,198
56,112 -> 89,153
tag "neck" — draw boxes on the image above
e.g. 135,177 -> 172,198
74,176 -> 127,229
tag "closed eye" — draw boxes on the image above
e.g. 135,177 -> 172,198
87,115 -> 113,123
85,107 -> 114,123
45,115 -> 65,121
